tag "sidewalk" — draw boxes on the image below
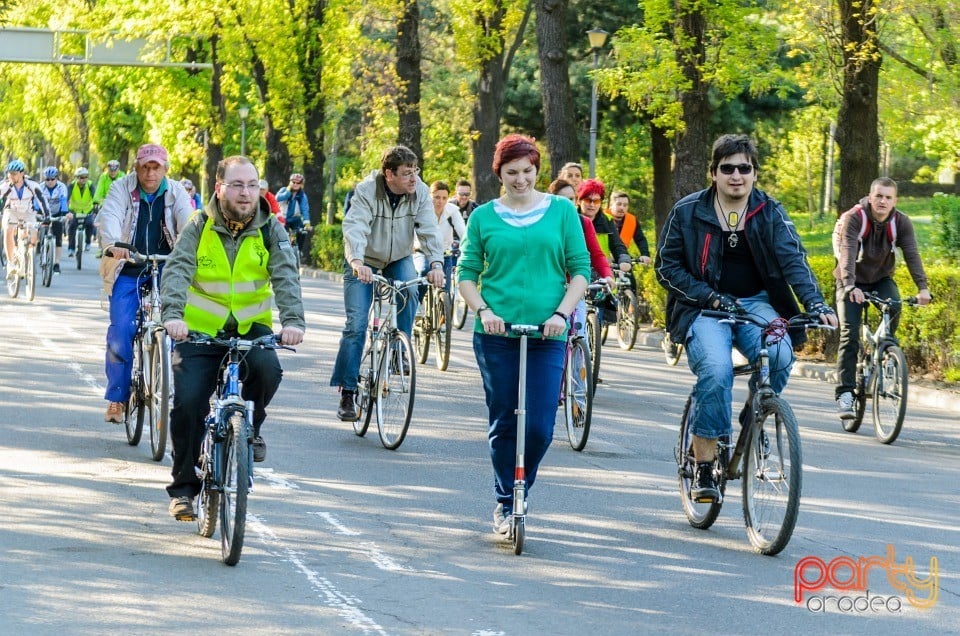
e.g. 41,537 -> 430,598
303,266 -> 960,412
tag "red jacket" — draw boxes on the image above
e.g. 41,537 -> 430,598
581,214 -> 612,279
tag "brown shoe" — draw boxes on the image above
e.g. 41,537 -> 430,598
104,401 -> 124,423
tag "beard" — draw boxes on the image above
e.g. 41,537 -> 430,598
221,198 -> 255,222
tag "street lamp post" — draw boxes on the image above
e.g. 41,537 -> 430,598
586,28 -> 609,179
238,106 -> 250,156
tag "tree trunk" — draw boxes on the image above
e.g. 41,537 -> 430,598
205,32 -> 224,197
472,6 -> 506,204
243,33 -> 291,192
535,0 -> 578,178
836,0 -> 880,214
300,0 -> 327,226
396,0 -> 424,166
672,5 -> 711,202
650,122 -> 673,246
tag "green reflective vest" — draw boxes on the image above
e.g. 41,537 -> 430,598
69,181 -> 95,215
183,217 -> 273,336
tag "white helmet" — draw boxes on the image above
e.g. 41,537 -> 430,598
75,167 -> 90,178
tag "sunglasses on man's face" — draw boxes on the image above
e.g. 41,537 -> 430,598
718,163 -> 754,175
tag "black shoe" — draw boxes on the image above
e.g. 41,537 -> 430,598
53,263 -> 60,273
252,436 -> 266,462
691,461 -> 720,503
338,390 -> 358,422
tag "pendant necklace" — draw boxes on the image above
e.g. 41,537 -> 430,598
717,194 -> 747,248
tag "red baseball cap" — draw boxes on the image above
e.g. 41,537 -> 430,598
136,143 -> 168,165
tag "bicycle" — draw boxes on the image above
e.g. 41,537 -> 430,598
583,279 -> 610,394
451,261 -> 469,330
675,309 -> 832,556
600,260 -> 650,350
354,273 -> 424,450
843,291 -> 925,444
108,242 -> 173,462
5,218 -> 38,301
559,317 -> 593,451
191,332 -> 293,566
36,216 -> 56,287
662,333 -> 684,366
413,278 -> 452,371
72,213 -> 91,270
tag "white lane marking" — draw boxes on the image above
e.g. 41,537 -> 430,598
359,541 -> 414,572
40,337 -> 104,393
247,514 -> 387,636
254,467 -> 301,490
472,632 -> 506,636
310,511 -> 361,535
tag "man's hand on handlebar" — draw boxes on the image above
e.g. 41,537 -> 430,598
280,325 -> 304,346
164,319 -> 189,341
426,268 -> 445,288
351,260 -> 373,283
917,289 -> 933,306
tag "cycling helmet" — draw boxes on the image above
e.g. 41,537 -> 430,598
75,167 -> 89,177
289,173 -> 304,183
107,160 -> 120,170
5,159 -> 26,173
43,166 -> 59,180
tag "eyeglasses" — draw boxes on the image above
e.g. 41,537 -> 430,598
582,197 -> 602,204
718,163 -> 754,175
393,167 -> 420,179
45,177 -> 57,181
456,191 -> 471,197
221,182 -> 260,193
78,176 -> 88,180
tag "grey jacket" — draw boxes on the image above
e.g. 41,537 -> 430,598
160,195 -> 306,332
342,170 -> 443,270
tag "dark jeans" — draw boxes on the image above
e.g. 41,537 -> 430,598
166,324 -> 283,498
473,332 -> 565,510
835,277 -> 900,398
68,214 -> 94,250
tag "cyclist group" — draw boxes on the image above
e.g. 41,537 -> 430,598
6,130 -> 930,549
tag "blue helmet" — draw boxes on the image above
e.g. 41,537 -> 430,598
5,159 -> 26,173
43,166 -> 59,180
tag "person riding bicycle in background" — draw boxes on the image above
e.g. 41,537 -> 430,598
40,166 -> 69,274
578,179 -> 631,324
833,176 -> 931,420
655,133 -> 837,503
607,191 -> 651,265
558,162 -> 584,192
160,155 -> 305,520
98,143 -> 194,424
276,172 -> 309,258
454,178 -> 479,221
66,167 -> 96,256
329,144 -> 445,422
413,180 -> 466,300
93,159 -> 125,207
458,134 -> 589,535
2,159 -> 48,279
180,178 -> 203,211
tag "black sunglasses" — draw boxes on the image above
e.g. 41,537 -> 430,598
718,163 -> 754,175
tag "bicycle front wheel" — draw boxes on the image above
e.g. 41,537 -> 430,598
220,408 -> 250,565
434,290 -> 452,371
872,344 -> 908,444
616,288 -> 639,350
25,246 -> 36,301
742,396 -> 802,556
6,249 -> 20,298
354,345 -> 375,437
41,238 -> 54,287
75,228 -> 84,270
677,397 -> 723,529
376,331 -> 415,450
564,338 -> 593,451
586,312 -> 602,394
149,331 -> 172,461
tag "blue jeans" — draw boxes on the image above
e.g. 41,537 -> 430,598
329,256 -> 419,390
413,252 -> 455,301
473,332 -> 565,510
105,273 -> 150,402
684,291 -> 794,439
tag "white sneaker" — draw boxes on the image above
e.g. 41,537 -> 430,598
493,503 -> 511,535
836,391 -> 856,420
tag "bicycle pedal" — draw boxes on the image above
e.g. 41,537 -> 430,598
174,512 -> 196,522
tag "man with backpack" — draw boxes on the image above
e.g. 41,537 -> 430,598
833,177 -> 932,419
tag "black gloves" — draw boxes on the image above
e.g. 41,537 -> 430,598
807,301 -> 836,317
707,291 -> 741,314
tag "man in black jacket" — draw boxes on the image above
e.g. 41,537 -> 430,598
655,134 -> 837,502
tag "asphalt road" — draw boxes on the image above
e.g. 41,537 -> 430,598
0,263 -> 957,635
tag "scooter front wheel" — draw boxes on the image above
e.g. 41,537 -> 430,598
512,516 -> 524,555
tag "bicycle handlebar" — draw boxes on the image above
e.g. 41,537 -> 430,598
184,331 -> 295,352
701,309 -> 836,331
504,322 -> 544,336
104,241 -> 170,264
861,291 -> 930,307
370,273 -> 429,291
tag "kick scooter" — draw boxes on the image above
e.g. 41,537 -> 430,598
506,323 -> 541,555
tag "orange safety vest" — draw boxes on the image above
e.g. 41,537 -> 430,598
610,211 -> 638,249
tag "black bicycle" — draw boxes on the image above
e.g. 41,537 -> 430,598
676,309 -> 832,555
37,216 -> 56,287
192,332 -> 293,565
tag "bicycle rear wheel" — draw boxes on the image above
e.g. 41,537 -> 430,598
677,396 -> 723,529
452,278 -> 468,329
616,288 -> 639,350
872,343 -> 907,444
563,337 -> 594,451
662,333 -> 683,366
354,346 -> 375,437
376,331 -> 415,450
196,431 -> 219,538
41,238 -> 54,287
220,408 -> 250,565
844,354 -> 868,433
742,396 -> 802,556
586,311 -> 601,394
434,290 -> 452,371
149,331 -> 172,461
25,247 -> 36,301
125,339 -> 145,445
413,312 -> 430,365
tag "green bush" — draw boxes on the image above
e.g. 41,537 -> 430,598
931,194 -> 960,263
310,223 -> 345,272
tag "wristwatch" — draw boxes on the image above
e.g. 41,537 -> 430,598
431,262 -> 443,270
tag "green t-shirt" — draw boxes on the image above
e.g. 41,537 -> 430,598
457,194 -> 590,339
